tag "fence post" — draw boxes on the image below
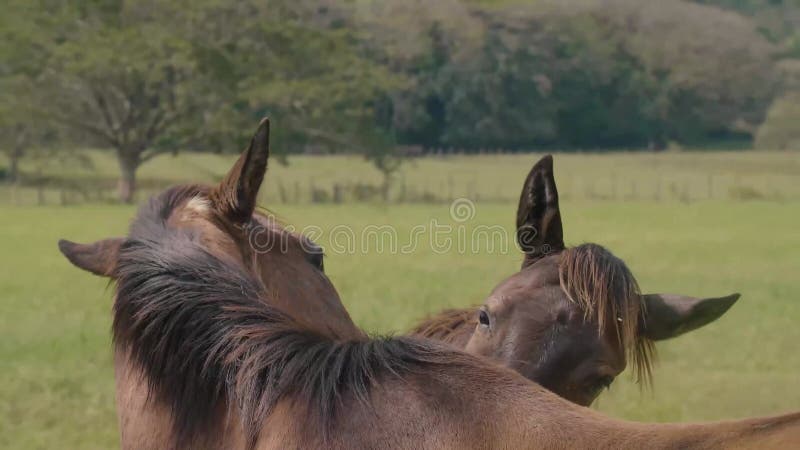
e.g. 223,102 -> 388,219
707,174 -> 713,200
448,175 -> 454,201
12,180 -> 19,206
611,173 -> 618,200
277,179 -> 288,204
655,176 -> 662,202
333,183 -> 343,204
399,175 -> 407,203
682,181 -> 690,203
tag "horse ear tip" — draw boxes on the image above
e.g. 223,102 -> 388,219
707,293 -> 740,316
257,117 -> 270,133
251,117 -> 270,149
57,239 -> 75,255
725,293 -> 741,304
534,154 -> 554,171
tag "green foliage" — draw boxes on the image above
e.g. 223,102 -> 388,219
692,0 -> 800,41
179,0 -> 404,154
375,0 -> 779,150
0,0 -> 798,198
0,4 -> 86,182
0,0 -> 404,199
755,92 -> 800,150
48,19 -> 199,153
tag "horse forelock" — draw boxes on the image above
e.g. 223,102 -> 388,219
558,243 -> 655,386
411,308 -> 477,344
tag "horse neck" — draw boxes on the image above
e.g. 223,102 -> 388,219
255,253 -> 363,341
261,287 -> 362,341
315,363 -> 800,450
502,394 -> 800,450
619,412 -> 800,450
481,385 -> 800,449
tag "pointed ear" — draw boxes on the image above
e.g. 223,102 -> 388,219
516,155 -> 564,267
214,117 -> 270,222
640,293 -> 740,341
58,238 -> 125,277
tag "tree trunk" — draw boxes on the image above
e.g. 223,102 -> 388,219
117,153 -> 140,204
8,128 -> 26,183
648,132 -> 667,151
8,151 -> 20,183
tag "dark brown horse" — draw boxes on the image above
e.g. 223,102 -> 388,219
59,120 -> 799,449
413,155 -> 739,406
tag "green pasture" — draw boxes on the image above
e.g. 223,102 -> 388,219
2,149 -> 799,205
1,151 -> 799,449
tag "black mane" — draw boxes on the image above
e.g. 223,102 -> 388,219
113,187 -> 458,448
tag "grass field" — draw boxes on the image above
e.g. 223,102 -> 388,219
2,149 -> 800,205
1,151 -> 799,448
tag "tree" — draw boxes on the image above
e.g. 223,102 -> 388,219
181,0 -> 406,190
755,92 -> 800,150
0,78 -> 56,182
353,0 -> 486,148
0,0 -> 57,182
2,0 -> 796,187
4,0 -> 407,201
610,0 -> 779,143
39,3 -> 202,202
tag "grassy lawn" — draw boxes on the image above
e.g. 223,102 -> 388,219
1,152 -> 799,448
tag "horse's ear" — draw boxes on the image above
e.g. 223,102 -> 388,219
214,117 -> 270,222
516,155 -> 564,267
58,238 -> 125,277
640,293 -> 740,341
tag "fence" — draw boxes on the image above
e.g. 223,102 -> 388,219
1,171 -> 796,207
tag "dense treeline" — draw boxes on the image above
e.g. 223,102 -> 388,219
1,0 -> 798,200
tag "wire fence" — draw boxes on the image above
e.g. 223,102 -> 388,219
1,171 -> 796,206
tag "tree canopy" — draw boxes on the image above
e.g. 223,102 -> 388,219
1,0 -> 797,199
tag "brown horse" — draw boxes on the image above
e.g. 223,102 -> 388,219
413,155 -> 739,406
59,119 -> 799,449
59,119 -> 362,448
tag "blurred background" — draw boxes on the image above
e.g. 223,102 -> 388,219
1,1 -> 798,448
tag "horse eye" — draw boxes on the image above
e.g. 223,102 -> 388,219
584,375 -> 614,397
478,309 -> 491,327
306,250 -> 324,271
594,375 -> 614,390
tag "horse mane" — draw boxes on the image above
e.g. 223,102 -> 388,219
558,243 -> 655,385
411,308 -> 477,346
112,187 -> 467,449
